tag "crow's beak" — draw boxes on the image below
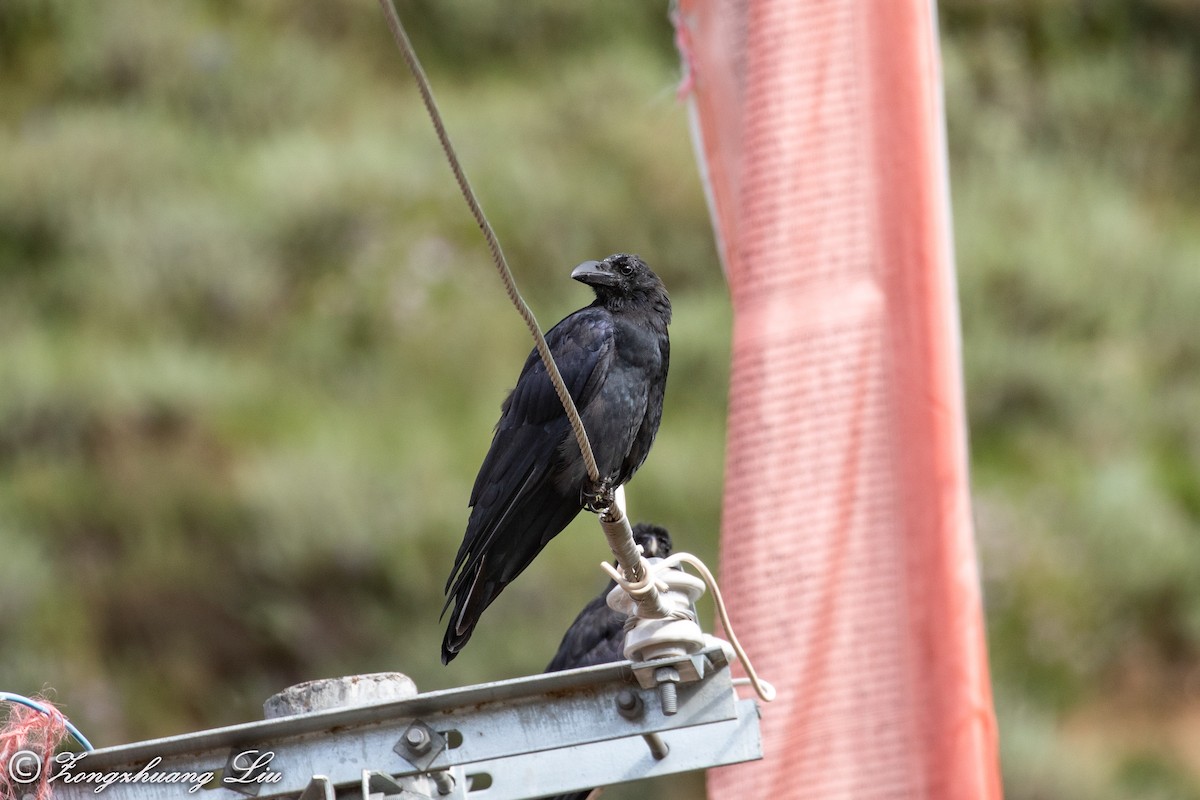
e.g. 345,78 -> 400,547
571,259 -> 617,287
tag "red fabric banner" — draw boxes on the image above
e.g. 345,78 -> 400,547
674,1 -> 1003,797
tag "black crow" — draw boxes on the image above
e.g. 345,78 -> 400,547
544,523 -> 673,672
442,254 -> 671,664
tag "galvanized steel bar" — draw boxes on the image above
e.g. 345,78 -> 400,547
44,647 -> 760,800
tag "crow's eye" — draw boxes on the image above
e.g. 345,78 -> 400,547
619,262 -> 634,276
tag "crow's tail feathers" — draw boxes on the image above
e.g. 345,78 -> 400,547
440,557 -> 503,664
441,496 -> 583,664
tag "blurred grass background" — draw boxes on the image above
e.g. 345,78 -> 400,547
1,1 -> 1199,798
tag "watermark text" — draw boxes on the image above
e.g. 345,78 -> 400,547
7,748 -> 284,794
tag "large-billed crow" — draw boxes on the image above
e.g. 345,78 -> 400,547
538,524 -> 673,800
442,254 -> 671,664
544,522 -> 673,673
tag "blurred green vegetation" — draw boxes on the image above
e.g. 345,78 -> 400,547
1,1 -> 1199,798
943,0 -> 1200,796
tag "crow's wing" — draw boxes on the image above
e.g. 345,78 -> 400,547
446,308 -> 615,598
492,309 -> 616,438
544,590 -> 625,672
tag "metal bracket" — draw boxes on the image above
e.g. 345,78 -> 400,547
630,649 -> 716,690
49,645 -> 760,800
393,721 -> 447,772
362,770 -> 433,800
298,776 -> 336,800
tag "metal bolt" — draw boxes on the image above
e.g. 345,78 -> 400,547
432,770 -> 456,796
642,732 -> 670,760
659,682 -> 678,715
615,689 -> 644,720
655,667 -> 681,716
405,725 -> 432,754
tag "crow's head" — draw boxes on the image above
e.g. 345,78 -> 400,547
571,253 -> 670,315
632,522 -> 672,559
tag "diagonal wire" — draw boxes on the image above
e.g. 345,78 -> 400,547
376,0 -> 601,488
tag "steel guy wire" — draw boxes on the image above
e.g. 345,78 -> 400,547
376,0 -> 602,491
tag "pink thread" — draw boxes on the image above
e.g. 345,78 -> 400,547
1,697 -> 68,800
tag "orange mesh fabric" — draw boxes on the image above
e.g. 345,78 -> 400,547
675,1 -> 1003,797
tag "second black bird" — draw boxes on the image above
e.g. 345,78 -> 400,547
442,254 -> 671,664
537,523 -> 674,800
544,522 -> 674,673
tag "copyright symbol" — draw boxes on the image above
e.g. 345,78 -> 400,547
7,749 -> 42,784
